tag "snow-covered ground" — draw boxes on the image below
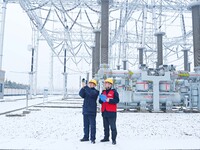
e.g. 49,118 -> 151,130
0,95 -> 62,114
0,98 -> 200,149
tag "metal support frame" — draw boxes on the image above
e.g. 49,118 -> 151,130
141,71 -> 171,112
92,46 -> 96,77
0,1 -> 7,70
19,0 -> 63,65
0,0 -> 194,101
198,84 -> 200,111
87,72 -> 89,82
63,47 -> 68,99
29,47 -> 34,98
49,51 -> 54,95
0,1 -> 7,99
31,27 -> 39,96
142,6 -> 147,48
94,29 -> 101,76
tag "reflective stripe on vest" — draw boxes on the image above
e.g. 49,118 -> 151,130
101,90 -> 117,112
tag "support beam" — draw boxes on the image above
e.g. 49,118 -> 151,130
7,0 -> 191,13
0,1 -> 7,99
79,76 -> 82,89
0,1 -> 7,70
49,51 -> 54,95
63,48 -> 67,99
94,29 -> 101,75
19,0 -> 64,65
87,72 -> 89,82
92,46 -> 96,78
141,71 -> 171,112
29,48 -> 34,98
32,28 -> 39,96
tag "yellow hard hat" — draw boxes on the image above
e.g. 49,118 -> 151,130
89,79 -> 97,86
104,78 -> 113,84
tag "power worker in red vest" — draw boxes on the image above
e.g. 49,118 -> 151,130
99,78 -> 119,145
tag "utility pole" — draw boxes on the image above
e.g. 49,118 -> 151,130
49,50 -> 54,95
0,1 -> 7,70
0,1 -> 7,99
31,27 -> 39,96
63,47 -> 68,99
29,47 -> 34,99
63,19 -> 68,100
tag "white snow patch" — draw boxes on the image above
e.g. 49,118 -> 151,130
0,102 -> 200,149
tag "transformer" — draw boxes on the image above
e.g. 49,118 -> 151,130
96,64 -> 200,112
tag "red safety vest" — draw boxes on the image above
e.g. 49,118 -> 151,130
101,90 -> 117,112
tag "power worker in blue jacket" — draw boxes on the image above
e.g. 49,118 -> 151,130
79,79 -> 99,144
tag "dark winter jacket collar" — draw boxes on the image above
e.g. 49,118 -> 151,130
105,88 -> 112,94
86,85 -> 95,90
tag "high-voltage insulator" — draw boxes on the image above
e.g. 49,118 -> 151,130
94,29 -> 101,76
155,32 -> 165,68
138,47 -> 145,65
100,0 -> 110,65
123,60 -> 127,70
182,49 -> 190,71
189,2 -> 200,67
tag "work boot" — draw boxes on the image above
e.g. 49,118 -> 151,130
80,138 -> 89,142
112,140 -> 116,145
100,138 -> 109,142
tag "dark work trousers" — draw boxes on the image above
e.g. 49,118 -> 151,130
103,117 -> 117,141
83,114 -> 96,141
